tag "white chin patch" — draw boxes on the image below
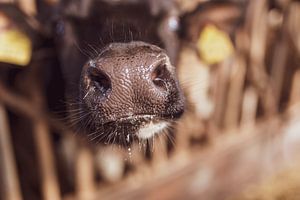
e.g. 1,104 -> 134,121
137,121 -> 168,139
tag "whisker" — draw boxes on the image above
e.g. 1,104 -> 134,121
75,42 -> 92,60
86,43 -> 99,58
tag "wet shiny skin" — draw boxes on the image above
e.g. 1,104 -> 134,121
77,41 -> 184,145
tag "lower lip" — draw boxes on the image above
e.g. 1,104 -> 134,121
136,121 -> 168,139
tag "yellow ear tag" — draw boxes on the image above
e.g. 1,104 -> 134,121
197,24 -> 234,65
0,28 -> 32,66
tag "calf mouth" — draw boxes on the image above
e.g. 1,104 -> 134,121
88,113 -> 171,146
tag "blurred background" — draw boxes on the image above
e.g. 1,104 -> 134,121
0,0 -> 300,200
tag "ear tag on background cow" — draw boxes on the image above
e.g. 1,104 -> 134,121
0,13 -> 32,66
197,24 -> 234,65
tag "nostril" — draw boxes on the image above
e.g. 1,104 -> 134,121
151,64 -> 169,92
87,67 -> 112,98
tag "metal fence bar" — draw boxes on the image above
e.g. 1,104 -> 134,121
0,103 -> 23,200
